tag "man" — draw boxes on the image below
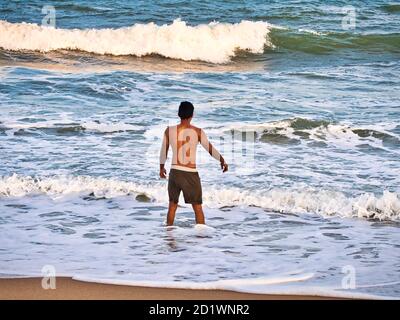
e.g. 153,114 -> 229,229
159,101 -> 228,226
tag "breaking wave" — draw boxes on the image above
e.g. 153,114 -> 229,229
0,19 -> 272,63
1,174 -> 399,221
1,19 -> 399,65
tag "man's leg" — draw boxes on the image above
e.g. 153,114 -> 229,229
192,204 -> 205,225
167,201 -> 178,226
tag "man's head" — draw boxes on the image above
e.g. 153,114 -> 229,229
178,101 -> 194,120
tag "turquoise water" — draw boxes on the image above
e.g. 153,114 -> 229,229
0,1 -> 399,298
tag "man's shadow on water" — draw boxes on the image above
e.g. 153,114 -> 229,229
163,216 -> 192,252
164,226 -> 179,251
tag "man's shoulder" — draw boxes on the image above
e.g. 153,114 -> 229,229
189,125 -> 203,137
190,125 -> 203,132
165,125 -> 177,132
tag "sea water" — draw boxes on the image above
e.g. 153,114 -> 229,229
0,1 -> 400,298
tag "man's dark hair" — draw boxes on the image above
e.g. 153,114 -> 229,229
178,101 -> 194,119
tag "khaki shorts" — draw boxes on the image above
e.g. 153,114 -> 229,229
168,169 -> 202,204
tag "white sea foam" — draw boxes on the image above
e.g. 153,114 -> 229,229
0,174 -> 162,200
72,276 -> 394,299
81,121 -> 142,132
0,19 -> 273,63
73,272 -> 316,292
1,174 -> 399,221
225,118 -> 400,150
298,28 -> 327,36
0,119 -> 142,133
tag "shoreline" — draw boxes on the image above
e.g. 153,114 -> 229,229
0,277 -> 344,300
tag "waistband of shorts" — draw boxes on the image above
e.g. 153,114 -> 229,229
171,165 -> 198,173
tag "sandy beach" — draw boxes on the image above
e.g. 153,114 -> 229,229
0,277 -> 340,300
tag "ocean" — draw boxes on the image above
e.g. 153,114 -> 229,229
0,0 -> 399,298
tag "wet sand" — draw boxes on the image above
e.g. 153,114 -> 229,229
0,277 -> 340,300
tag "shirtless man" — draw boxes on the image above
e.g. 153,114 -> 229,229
159,101 -> 228,226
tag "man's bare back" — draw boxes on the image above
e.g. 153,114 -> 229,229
160,123 -> 225,172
